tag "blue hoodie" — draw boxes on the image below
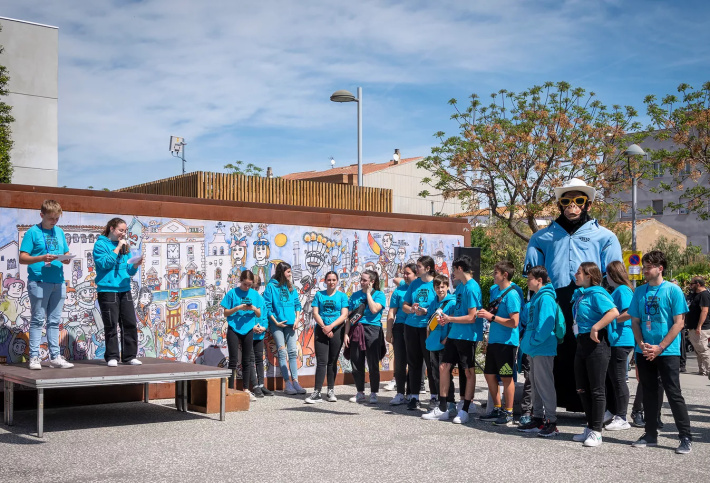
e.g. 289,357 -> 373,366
263,278 -> 302,326
93,235 -> 139,292
520,283 -> 558,357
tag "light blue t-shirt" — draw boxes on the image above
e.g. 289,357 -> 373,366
220,287 -> 263,335
488,285 -> 522,346
403,278 -> 436,328
19,224 -> 69,284
389,281 -> 410,325
609,285 -> 635,347
448,278 -> 483,341
349,290 -> 387,326
311,290 -> 349,325
629,281 -> 688,356
571,286 -> 616,335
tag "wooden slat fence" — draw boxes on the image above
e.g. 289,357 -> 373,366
117,171 -> 392,212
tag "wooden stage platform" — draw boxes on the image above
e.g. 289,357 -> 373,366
1,358 -> 231,437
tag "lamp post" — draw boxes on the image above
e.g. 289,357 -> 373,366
330,87 -> 363,186
623,143 -> 646,253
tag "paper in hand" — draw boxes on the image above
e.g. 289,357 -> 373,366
55,254 -> 76,262
127,252 -> 143,265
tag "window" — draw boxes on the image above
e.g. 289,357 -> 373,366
152,246 -> 160,256
684,162 -> 693,175
219,246 -> 225,256
187,246 -> 194,256
652,200 -> 664,215
80,234 -> 87,243
7,259 -> 16,270
678,197 -> 688,215
653,162 -> 663,178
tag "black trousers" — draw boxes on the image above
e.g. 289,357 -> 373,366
631,372 -> 663,415
636,354 -> 692,440
606,346 -> 632,417
350,324 -> 383,393
430,349 -> 455,402
679,329 -> 687,369
227,328 -> 254,390
405,325 -> 434,396
314,324 -> 344,391
251,338 -> 265,387
520,353 -> 533,415
392,323 -> 409,395
98,291 -> 138,363
574,332 -> 610,432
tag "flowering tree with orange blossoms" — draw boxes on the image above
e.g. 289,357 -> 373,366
644,82 -> 710,220
418,81 -> 641,242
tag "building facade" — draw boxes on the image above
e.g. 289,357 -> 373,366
0,17 -> 58,186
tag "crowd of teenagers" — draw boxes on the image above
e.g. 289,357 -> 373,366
19,200 -> 701,456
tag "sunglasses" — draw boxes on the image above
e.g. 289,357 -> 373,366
559,196 -> 588,207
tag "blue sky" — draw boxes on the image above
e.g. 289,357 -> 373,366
1,0 -> 709,190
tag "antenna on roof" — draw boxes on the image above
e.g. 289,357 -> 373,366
330,156 -> 335,168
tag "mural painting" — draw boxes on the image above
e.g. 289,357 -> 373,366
0,208 -> 463,379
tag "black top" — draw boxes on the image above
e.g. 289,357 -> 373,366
686,290 -> 710,330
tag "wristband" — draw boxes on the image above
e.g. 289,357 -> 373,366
658,344 -> 665,352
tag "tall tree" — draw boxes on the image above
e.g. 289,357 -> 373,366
0,25 -> 15,184
418,81 -> 641,242
644,82 -> 710,219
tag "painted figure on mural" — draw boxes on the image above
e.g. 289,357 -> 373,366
229,236 -> 248,288
0,276 -> 26,328
135,287 -> 153,327
434,250 -> 450,278
8,332 -> 29,363
252,234 -> 273,289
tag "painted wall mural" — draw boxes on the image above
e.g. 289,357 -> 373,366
0,208 -> 463,379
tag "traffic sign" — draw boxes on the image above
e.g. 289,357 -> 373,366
623,250 -> 643,281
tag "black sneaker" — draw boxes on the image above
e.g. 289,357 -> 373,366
261,386 -> 274,396
680,366 -> 687,373
492,410 -> 514,426
657,417 -> 664,429
479,407 -> 502,422
517,417 -> 545,433
537,420 -> 559,438
632,433 -> 658,448
305,391 -> 323,404
253,386 -> 264,398
407,397 -> 421,410
676,437 -> 692,454
630,411 -> 644,428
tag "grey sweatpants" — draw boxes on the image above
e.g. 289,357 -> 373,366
529,355 -> 557,422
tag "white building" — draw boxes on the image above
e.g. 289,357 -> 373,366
0,17 -> 58,186
205,223 -> 231,289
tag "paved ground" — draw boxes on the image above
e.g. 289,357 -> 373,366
1,355 -> 709,483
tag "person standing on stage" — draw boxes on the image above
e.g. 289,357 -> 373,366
523,178 -> 622,411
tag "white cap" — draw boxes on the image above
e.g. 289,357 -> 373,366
554,178 -> 596,203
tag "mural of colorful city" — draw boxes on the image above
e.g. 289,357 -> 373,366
0,208 -> 463,379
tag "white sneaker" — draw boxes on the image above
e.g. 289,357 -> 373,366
369,393 -> 378,404
349,392 -> 366,403
29,356 -> 42,370
390,393 -> 406,406
125,358 -> 143,365
246,390 -> 257,402
603,410 -> 614,425
573,427 -> 591,442
422,407 -> 451,421
384,380 -> 397,392
49,356 -> 74,369
583,430 -> 602,447
107,359 -> 118,368
292,380 -> 307,394
284,381 -> 297,395
604,415 -> 631,431
456,400 -> 477,414
453,409 -> 470,424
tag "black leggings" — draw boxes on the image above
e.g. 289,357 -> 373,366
606,346 -> 632,417
314,324 -> 344,391
227,328 -> 254,390
350,324 -> 383,393
250,338 -> 265,387
405,325 -> 433,397
392,323 -> 409,395
574,332 -> 610,432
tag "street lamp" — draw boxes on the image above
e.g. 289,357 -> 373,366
623,143 -> 646,253
330,87 -> 363,186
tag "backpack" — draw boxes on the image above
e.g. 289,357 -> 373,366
538,292 -> 566,344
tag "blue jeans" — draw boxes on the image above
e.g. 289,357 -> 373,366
28,281 -> 66,359
270,323 -> 299,382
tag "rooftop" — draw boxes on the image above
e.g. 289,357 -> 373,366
281,156 -> 423,181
